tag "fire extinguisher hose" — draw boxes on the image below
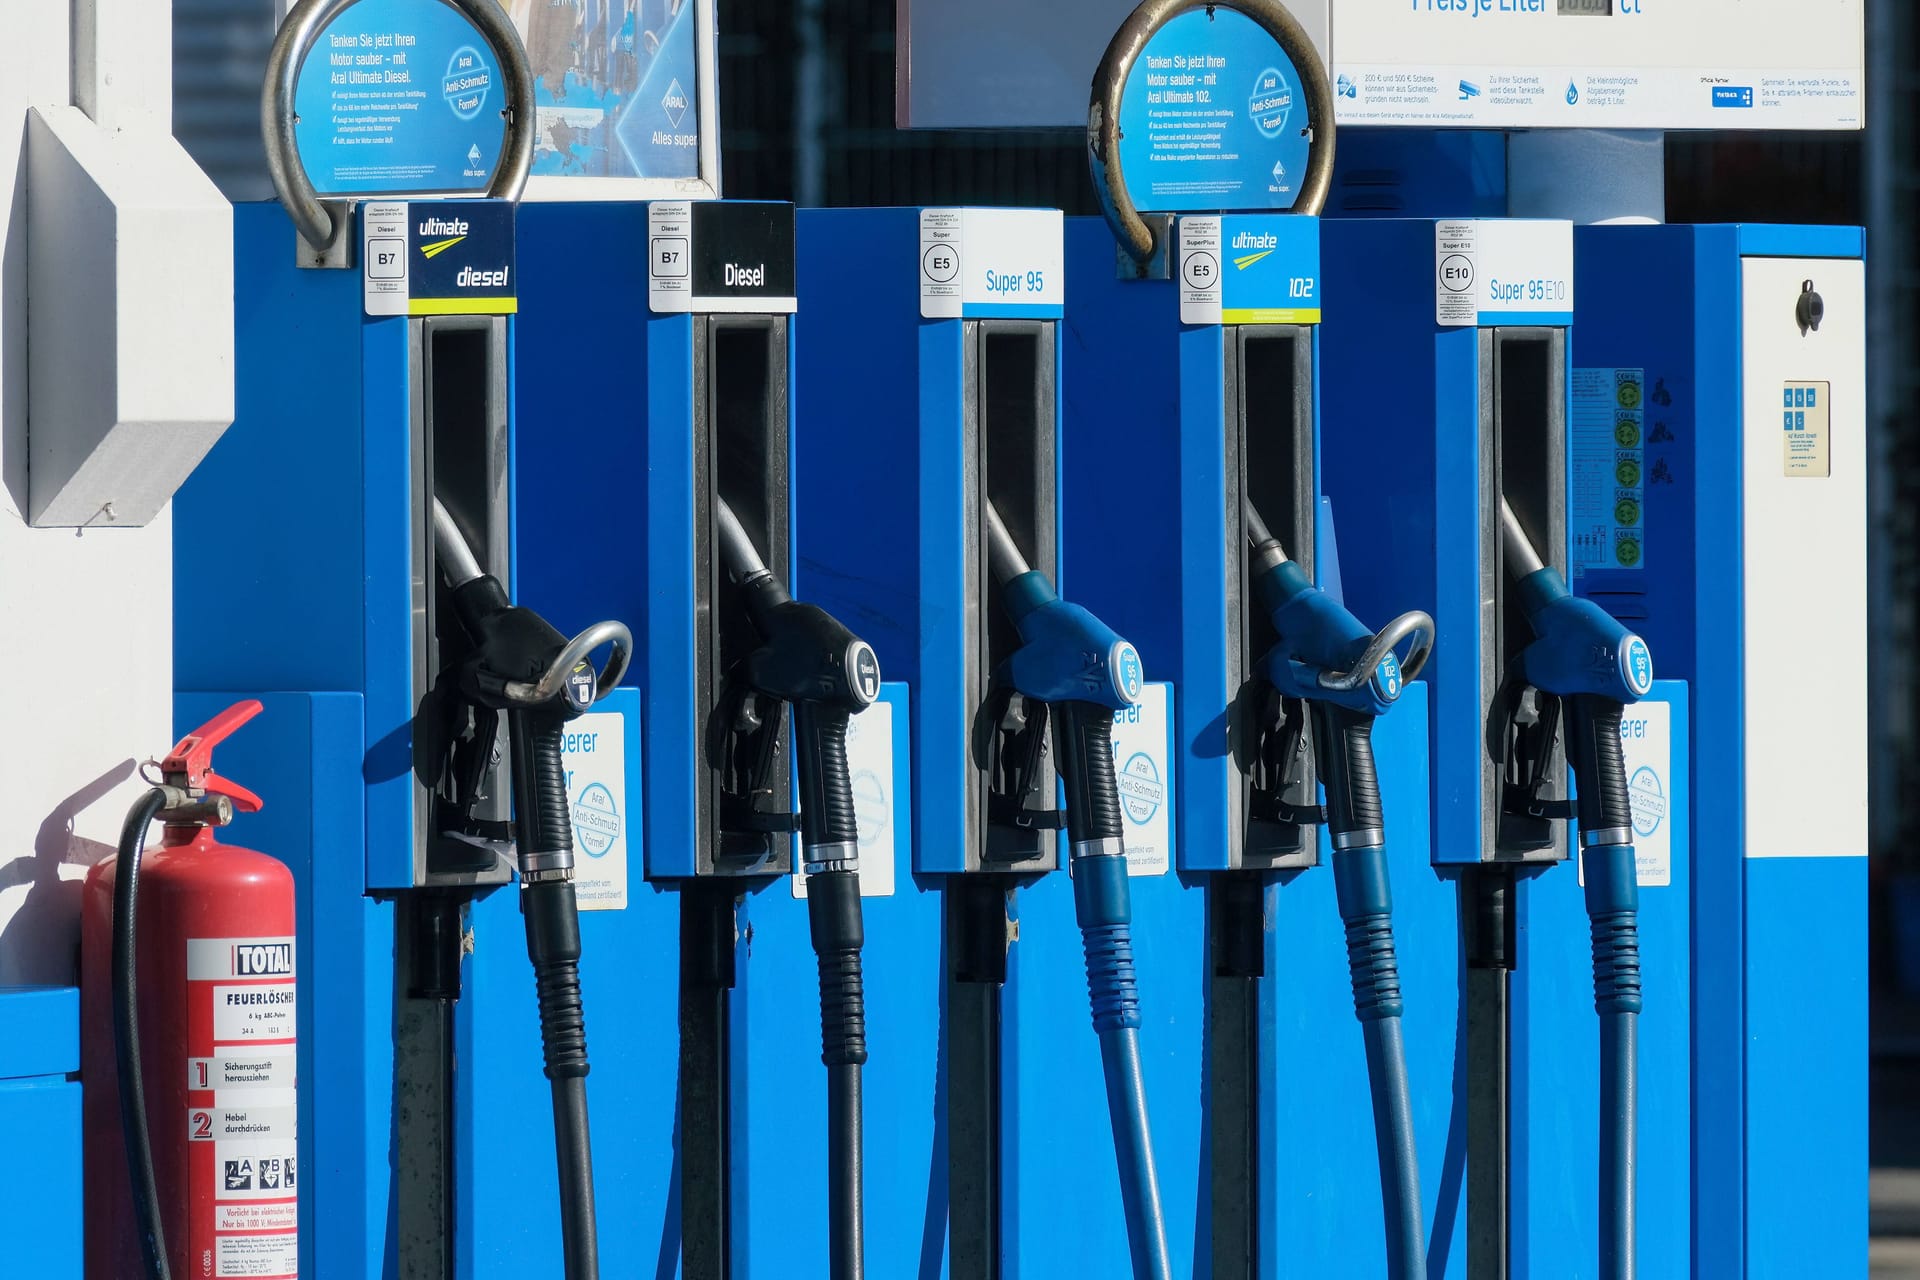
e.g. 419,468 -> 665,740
114,787 -> 173,1280
513,710 -> 601,1280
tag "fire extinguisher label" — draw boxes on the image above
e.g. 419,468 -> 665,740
189,935 -> 298,1278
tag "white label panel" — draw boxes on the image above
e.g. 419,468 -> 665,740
1621,699 -> 1673,886
793,697 -> 900,899
918,208 -> 1064,319
1741,258 -> 1866,858
563,709 -> 632,911
1333,0 -> 1861,130
1435,219 -> 1572,327
1111,683 -> 1174,878
362,201 -> 409,316
1179,216 -> 1224,325
212,985 -> 297,1043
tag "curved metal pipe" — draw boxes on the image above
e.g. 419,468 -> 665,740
507,621 -> 634,709
1317,610 -> 1437,692
1500,496 -> 1547,579
1089,0 -> 1337,264
430,498 -> 485,588
984,501 -> 1031,587
263,0 -> 537,250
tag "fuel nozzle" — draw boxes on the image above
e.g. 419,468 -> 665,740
986,503 -> 1144,713
1244,504 -> 1432,718
1501,499 -> 1654,707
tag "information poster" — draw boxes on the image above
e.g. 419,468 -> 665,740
1571,367 -> 1648,573
1115,7 -> 1314,213
292,0 -> 508,196
502,0 -> 703,183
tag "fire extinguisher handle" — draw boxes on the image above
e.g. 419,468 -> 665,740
159,700 -> 265,806
201,771 -> 265,815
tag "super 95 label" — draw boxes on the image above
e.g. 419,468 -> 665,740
919,208 -> 1064,320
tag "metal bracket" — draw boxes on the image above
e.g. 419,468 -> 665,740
1115,213 -> 1175,281
295,199 -> 356,270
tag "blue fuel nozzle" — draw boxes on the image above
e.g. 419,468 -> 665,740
1251,552 -> 1432,718
1000,570 -> 1144,712
1511,567 -> 1654,704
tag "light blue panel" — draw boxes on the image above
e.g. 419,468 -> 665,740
0,984 -> 77,1079
1744,854 -> 1866,1275
176,690 -> 391,1280
739,684 -> 942,1277
1511,681 -> 1691,1280
0,1074 -> 82,1273
1735,223 -> 1865,260
1258,685 -> 1465,1279
0,986 -> 81,1272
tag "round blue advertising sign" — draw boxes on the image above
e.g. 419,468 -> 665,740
1115,7 -> 1313,214
293,0 -> 508,196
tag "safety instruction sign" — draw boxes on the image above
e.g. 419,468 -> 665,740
1435,219 -> 1572,327
1571,367 -> 1647,573
187,937 -> 298,1278
791,684 -> 910,900
919,208 -> 1064,320
362,199 -> 516,317
1782,381 -> 1832,477
1178,215 -> 1322,326
562,689 -> 641,911
1110,682 -> 1175,878
291,0 -> 508,197
1114,7 -> 1314,213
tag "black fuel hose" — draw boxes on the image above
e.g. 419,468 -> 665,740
114,787 -> 172,1280
511,711 -> 600,1280
797,700 -> 868,1280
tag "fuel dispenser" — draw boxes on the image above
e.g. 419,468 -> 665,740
1059,3 -> 1457,1273
1318,215 -> 1692,1278
795,205 -> 1180,1276
171,4 -> 639,1275
1570,223 -> 1866,1275
512,198 -> 911,1278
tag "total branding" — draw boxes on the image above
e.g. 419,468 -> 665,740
920,207 -> 1065,320
1434,218 -> 1572,327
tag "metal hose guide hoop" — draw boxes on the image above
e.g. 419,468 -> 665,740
262,0 -> 537,250
1088,0 -> 1338,265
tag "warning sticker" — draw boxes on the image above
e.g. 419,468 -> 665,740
1571,367 -> 1647,573
190,1051 -> 296,1091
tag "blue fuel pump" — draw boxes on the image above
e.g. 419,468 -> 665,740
982,501 -> 1172,1280
1498,498 -> 1651,1279
1244,503 -> 1436,1278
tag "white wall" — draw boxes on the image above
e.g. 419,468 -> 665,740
0,4 -> 201,985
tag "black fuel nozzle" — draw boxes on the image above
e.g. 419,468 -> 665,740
428,499 -> 632,1278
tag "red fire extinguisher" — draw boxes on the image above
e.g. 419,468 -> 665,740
81,700 -> 297,1280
